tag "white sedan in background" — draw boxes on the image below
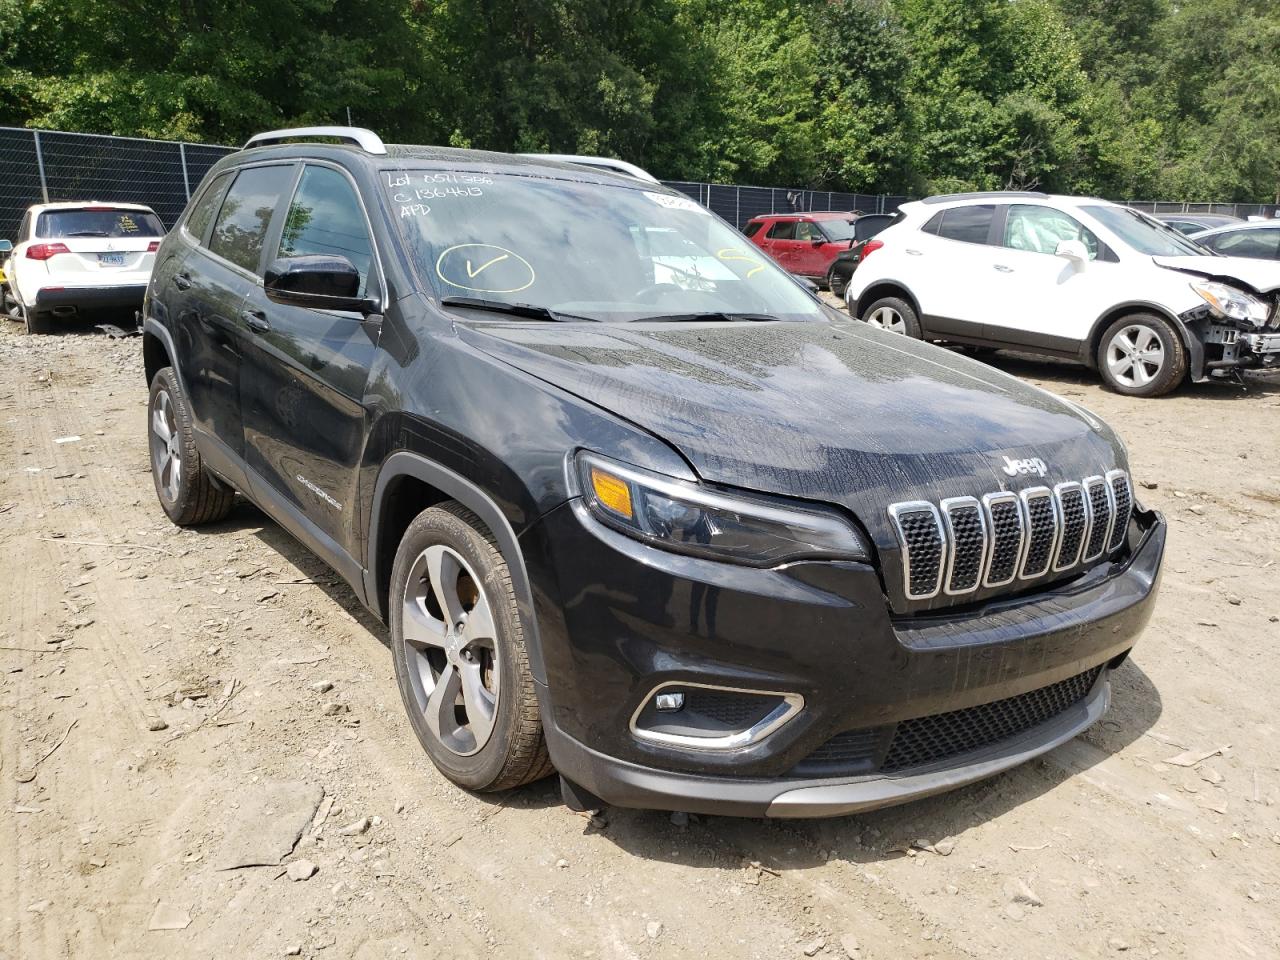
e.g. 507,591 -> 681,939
2,201 -> 164,334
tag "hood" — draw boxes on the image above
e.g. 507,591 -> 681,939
1153,254 -> 1280,295
460,320 -> 1124,552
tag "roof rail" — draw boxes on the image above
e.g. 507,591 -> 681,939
920,190 -> 1048,205
243,126 -> 387,155
522,153 -> 659,183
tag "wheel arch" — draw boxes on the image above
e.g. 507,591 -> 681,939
854,281 -> 921,322
142,317 -> 184,390
1084,301 -> 1200,376
365,451 -> 547,684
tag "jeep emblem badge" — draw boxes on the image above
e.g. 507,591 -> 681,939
1001,455 -> 1047,478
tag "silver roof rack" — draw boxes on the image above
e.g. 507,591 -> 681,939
523,153 -> 659,183
243,126 -> 387,155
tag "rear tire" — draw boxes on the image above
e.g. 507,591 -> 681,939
1096,313 -> 1187,397
827,266 -> 845,298
148,367 -> 235,525
20,297 -> 51,335
390,502 -> 552,793
859,295 -> 922,338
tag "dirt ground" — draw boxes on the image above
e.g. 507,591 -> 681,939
2,314 -> 1279,960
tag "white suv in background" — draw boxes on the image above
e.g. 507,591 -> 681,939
2,202 -> 164,334
843,192 -> 1280,396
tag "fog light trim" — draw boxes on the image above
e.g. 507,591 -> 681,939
629,681 -> 803,752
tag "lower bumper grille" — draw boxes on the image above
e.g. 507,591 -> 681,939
881,666 -> 1103,771
797,666 -> 1104,776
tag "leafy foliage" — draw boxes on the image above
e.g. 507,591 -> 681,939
0,0 -> 1276,200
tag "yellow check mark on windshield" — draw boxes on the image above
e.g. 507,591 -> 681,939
466,253 -> 509,278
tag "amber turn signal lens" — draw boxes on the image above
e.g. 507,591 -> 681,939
590,467 -> 633,519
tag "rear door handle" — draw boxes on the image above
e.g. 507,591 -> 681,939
241,309 -> 270,333
172,273 -> 192,290
905,248 -> 923,256
993,264 -> 1014,273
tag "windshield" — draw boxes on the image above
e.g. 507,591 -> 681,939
817,219 -> 856,242
386,171 -> 824,322
1083,205 -> 1209,257
37,208 -> 164,238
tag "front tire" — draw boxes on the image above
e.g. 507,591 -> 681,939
859,295 -> 922,338
390,503 -> 552,792
1097,313 -> 1187,397
148,367 -> 235,525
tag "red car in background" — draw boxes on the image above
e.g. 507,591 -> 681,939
743,211 -> 858,287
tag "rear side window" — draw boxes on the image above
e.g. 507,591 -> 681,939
277,165 -> 375,295
208,164 -> 296,273
1204,228 -> 1280,260
923,205 -> 995,245
37,208 -> 164,238
742,221 -> 763,237
184,172 -> 231,244
766,220 -> 796,240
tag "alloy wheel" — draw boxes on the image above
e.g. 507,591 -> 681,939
149,388 -> 182,502
401,545 -> 500,757
866,305 -> 906,334
1105,323 -> 1165,389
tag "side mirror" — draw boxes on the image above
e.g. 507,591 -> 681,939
811,236 -> 825,246
798,276 -> 820,295
1056,239 -> 1089,262
264,255 -> 375,313
0,239 -> 12,254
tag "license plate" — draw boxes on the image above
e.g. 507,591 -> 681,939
97,253 -> 126,267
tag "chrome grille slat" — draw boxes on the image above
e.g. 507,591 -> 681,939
1106,470 -> 1132,551
1018,487 -> 1059,580
1082,475 -> 1113,562
982,491 -> 1025,588
888,502 -> 945,600
1053,481 -> 1087,571
888,471 -> 1131,605
940,497 -> 987,595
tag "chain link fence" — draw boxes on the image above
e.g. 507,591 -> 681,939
2,126 -> 1276,246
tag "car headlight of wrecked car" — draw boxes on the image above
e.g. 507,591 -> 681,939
576,452 -> 871,566
1190,280 -> 1269,326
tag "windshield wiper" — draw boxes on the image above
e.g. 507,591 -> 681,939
440,296 -> 596,323
67,231 -> 109,237
631,311 -> 779,323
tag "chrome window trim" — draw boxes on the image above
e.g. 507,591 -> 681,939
628,681 -> 804,751
1017,486 -> 1061,580
888,501 -> 946,600
939,495 -> 988,596
981,490 -> 1026,588
1081,475 -> 1114,563
1052,481 -> 1087,572
1105,469 -> 1131,552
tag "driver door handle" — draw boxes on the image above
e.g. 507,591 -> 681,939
241,309 -> 270,333
993,264 -> 1014,273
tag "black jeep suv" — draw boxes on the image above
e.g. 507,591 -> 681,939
142,127 -> 1165,818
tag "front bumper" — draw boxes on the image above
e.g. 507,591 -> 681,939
33,283 -> 148,313
523,498 -> 1164,817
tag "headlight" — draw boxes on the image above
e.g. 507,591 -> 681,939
575,452 -> 871,566
1190,280 -> 1268,326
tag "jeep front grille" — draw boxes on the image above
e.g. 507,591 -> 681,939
889,471 -> 1131,602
